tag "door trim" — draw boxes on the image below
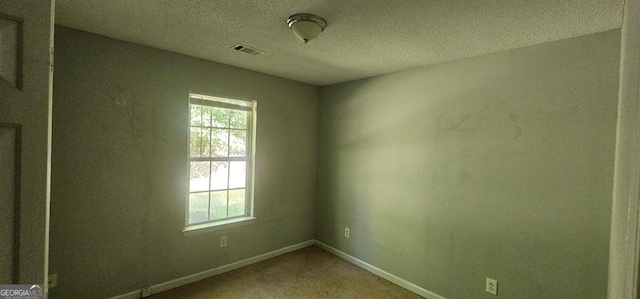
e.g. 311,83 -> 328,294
608,0 -> 640,297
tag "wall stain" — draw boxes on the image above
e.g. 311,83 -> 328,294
431,173 -> 438,192
461,148 -> 470,159
459,172 -> 471,184
438,100 -> 510,137
512,125 -> 522,140
449,107 -> 490,131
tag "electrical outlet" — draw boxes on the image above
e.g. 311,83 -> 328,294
48,273 -> 57,289
344,227 -> 350,238
220,235 -> 227,248
141,287 -> 151,297
486,277 -> 498,295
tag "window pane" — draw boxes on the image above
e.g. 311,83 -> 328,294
211,162 -> 229,190
188,94 -> 255,226
230,110 -> 247,129
190,104 -> 202,126
229,161 -> 246,189
210,191 -> 228,220
229,130 -> 246,157
212,108 -> 230,128
189,127 -> 201,157
212,129 -> 229,157
189,161 -> 210,192
201,128 -> 211,157
188,192 -> 209,224
228,189 -> 245,217
202,106 -> 213,127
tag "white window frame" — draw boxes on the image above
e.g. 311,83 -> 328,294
183,93 -> 257,235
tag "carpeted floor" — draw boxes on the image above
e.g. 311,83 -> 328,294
149,245 -> 422,298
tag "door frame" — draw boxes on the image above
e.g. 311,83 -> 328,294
608,0 -> 640,298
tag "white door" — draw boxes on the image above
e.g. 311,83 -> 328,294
0,126 -> 17,283
0,0 -> 54,293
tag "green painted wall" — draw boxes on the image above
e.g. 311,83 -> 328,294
50,25 -> 621,299
316,30 -> 620,298
50,27 -> 319,298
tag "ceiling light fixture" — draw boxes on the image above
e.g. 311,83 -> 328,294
287,13 -> 327,44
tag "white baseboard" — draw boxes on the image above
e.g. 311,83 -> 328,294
314,240 -> 446,299
110,239 -> 315,299
111,239 -> 444,299
110,290 -> 140,299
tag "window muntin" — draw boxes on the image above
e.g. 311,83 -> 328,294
187,93 -> 255,226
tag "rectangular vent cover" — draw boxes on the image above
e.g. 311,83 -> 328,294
231,44 -> 264,56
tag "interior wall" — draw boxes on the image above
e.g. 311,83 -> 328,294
316,30 -> 620,298
50,26 -> 319,298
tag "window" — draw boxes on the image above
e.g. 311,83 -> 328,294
186,93 -> 256,228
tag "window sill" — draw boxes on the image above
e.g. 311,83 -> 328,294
183,217 -> 257,236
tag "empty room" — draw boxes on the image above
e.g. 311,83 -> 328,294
1,1 -> 639,298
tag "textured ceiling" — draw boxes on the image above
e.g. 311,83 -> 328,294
55,0 -> 624,86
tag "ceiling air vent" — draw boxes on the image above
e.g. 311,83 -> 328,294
231,44 -> 264,56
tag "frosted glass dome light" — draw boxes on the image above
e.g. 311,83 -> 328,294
287,14 -> 327,43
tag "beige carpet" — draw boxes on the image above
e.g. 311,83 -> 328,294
149,245 -> 423,299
